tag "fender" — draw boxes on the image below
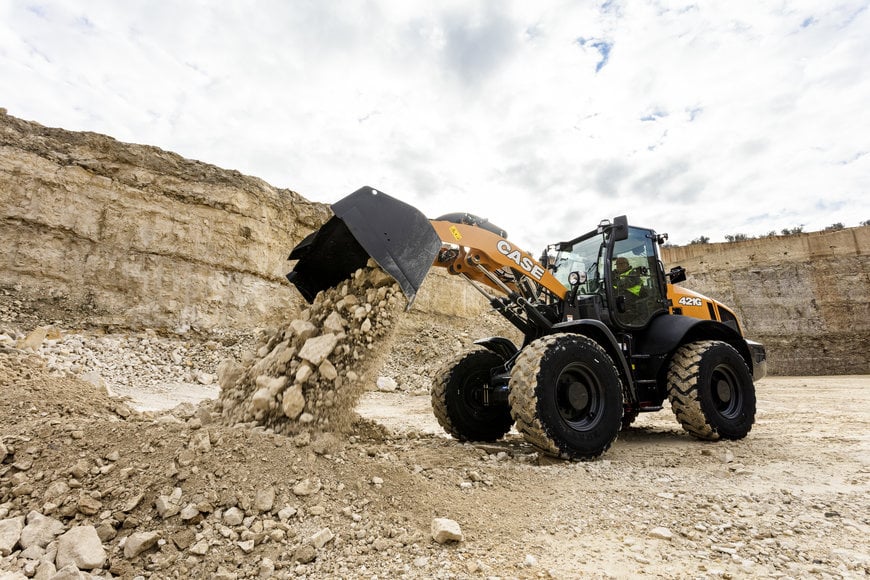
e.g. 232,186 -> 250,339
473,336 -> 518,362
549,319 -> 637,404
634,314 -> 754,373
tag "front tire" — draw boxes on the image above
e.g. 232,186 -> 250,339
431,349 -> 513,441
509,334 -> 623,460
667,340 -> 756,440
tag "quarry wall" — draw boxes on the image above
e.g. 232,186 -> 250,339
2,111 -> 865,374
662,229 -> 869,375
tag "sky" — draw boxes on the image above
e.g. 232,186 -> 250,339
2,0 -> 869,250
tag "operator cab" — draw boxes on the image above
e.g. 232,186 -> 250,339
551,217 -> 668,330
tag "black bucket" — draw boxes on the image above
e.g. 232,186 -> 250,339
287,187 -> 441,306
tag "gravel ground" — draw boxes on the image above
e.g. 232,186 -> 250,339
1,287 -> 869,579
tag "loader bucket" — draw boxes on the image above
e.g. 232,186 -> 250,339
286,186 -> 441,306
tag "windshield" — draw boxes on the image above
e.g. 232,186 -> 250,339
552,234 -> 605,294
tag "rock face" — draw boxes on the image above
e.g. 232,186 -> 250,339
662,227 -> 870,375
0,111 -> 330,331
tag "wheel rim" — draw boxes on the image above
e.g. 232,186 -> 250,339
459,370 -> 490,418
711,363 -> 742,419
555,362 -> 603,431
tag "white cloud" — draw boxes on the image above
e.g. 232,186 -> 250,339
1,0 -> 868,250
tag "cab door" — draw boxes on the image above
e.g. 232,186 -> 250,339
606,227 -> 667,329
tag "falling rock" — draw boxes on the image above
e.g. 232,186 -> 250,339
250,388 -> 272,412
318,359 -> 338,381
649,526 -> 674,540
310,527 -> 334,549
293,478 -> 321,497
124,530 -> 160,558
217,359 -> 245,390
56,525 -> 107,570
431,518 -> 464,544
298,334 -> 338,365
255,487 -> 276,513
255,375 -> 288,396
0,515 -> 25,556
288,319 -> 317,341
237,539 -> 255,553
322,311 -> 345,333
282,385 -> 306,419
19,326 -> 48,351
376,376 -> 398,392
295,363 -> 313,384
19,511 -> 64,548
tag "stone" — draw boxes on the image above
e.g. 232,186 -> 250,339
294,363 -> 313,384
172,528 -> 196,550
255,375 -> 288,396
376,376 -> 398,392
431,518 -> 463,544
293,543 -> 317,564
298,334 -> 338,365
237,539 -> 255,553
250,388 -> 272,411
259,557 -> 276,578
180,503 -> 201,522
19,511 -> 64,548
0,515 -> 25,556
218,359 -> 245,390
322,311 -> 345,333
277,506 -> 297,521
56,525 -> 107,570
318,359 -> 338,381
190,539 -> 209,555
48,565 -> 84,580
20,326 -> 48,351
223,507 -> 245,526
310,528 -> 334,548
0,441 -> 7,462
124,531 -> 160,558
282,385 -> 306,419
288,319 -> 317,342
77,494 -> 102,516
293,479 -> 321,497
254,487 -> 275,513
190,430 -> 211,452
649,526 -> 674,540
43,480 -> 70,502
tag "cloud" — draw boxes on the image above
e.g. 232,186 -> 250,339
0,0 -> 868,248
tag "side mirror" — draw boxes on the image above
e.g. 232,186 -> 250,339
612,215 -> 629,242
668,266 -> 687,284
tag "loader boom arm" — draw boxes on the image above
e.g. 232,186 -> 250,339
429,220 -> 567,300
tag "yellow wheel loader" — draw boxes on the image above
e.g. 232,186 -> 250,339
287,187 -> 766,459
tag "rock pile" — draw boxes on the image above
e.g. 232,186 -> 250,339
214,262 -> 406,435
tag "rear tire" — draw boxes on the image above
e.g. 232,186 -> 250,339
509,333 -> 623,460
431,349 -> 513,441
667,340 -> 756,440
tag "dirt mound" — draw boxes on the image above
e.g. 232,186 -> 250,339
214,263 -> 406,436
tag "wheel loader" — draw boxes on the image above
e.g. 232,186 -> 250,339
287,187 -> 766,459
